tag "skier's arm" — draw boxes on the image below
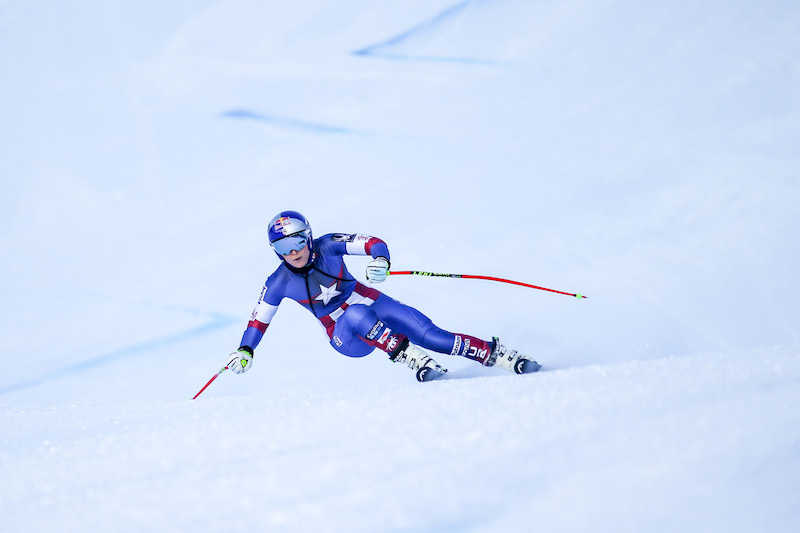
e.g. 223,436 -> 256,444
228,300 -> 278,375
239,297 -> 279,353
325,233 -> 390,262
229,274 -> 284,373
355,234 -> 390,283
324,233 -> 391,282
361,235 -> 390,262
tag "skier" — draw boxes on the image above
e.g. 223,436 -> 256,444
225,210 -> 541,382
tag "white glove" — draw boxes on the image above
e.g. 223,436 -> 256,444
227,349 -> 253,374
366,257 -> 390,283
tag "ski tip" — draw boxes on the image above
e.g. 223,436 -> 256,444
416,367 -> 447,382
576,293 -> 587,299
527,361 -> 542,373
515,359 -> 542,374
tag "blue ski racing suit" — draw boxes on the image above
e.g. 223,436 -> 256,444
239,233 -> 494,364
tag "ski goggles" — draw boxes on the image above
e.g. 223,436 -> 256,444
270,232 -> 309,255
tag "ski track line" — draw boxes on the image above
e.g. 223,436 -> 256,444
219,109 -> 362,135
353,0 -> 504,65
0,312 -> 238,397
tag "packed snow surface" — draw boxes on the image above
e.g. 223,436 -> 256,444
2,1 -> 799,532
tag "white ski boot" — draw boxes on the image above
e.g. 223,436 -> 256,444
390,340 -> 448,382
487,337 -> 541,374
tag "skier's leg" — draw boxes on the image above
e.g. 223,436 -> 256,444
328,304 -> 379,358
370,294 -> 496,365
370,295 -> 542,372
332,304 -> 447,380
333,296 -> 541,374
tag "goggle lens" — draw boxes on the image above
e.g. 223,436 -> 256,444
271,234 -> 308,255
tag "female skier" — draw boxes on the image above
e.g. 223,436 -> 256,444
226,210 -> 541,382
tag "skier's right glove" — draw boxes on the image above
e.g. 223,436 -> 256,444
227,348 -> 253,374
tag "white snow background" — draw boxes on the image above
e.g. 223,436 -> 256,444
2,1 -> 799,531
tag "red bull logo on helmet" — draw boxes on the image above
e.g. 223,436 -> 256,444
273,216 -> 295,235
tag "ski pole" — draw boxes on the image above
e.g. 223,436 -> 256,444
390,271 -> 587,299
192,366 -> 228,400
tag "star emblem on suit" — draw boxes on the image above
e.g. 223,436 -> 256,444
315,281 -> 342,305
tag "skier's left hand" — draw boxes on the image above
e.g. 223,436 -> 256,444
366,257 -> 390,283
226,349 -> 253,374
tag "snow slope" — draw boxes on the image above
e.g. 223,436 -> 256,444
2,1 -> 799,531
3,347 -> 799,532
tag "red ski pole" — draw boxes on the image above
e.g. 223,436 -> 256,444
192,366 -> 228,400
390,271 -> 587,299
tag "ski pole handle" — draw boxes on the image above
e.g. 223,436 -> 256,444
390,271 -> 587,299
